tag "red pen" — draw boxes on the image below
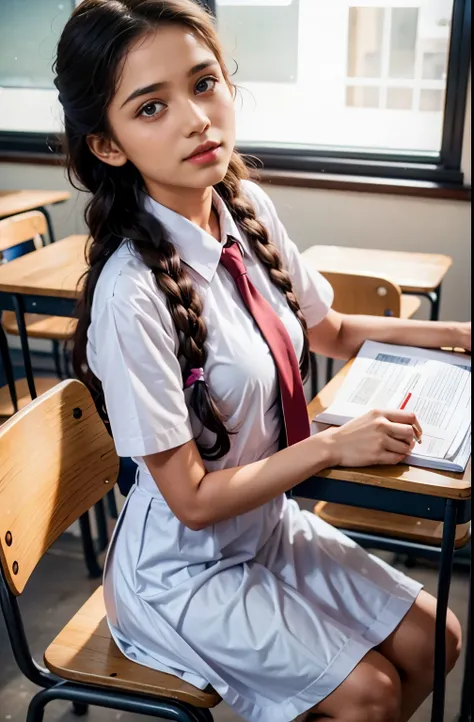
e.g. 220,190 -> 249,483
399,393 -> 423,443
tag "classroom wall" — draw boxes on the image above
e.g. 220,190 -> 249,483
0,78 -> 471,328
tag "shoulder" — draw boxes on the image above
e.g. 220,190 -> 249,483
241,179 -> 277,220
91,240 -> 173,330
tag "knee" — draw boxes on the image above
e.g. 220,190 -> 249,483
443,609 -> 462,673
350,656 -> 402,722
415,607 -> 462,676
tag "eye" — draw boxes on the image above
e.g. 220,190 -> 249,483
138,101 -> 165,118
195,76 -> 218,95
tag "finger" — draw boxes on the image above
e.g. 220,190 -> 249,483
386,422 -> 415,443
378,451 -> 409,466
383,410 -> 423,439
384,437 -> 414,456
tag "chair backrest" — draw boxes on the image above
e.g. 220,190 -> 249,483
0,380 -> 119,596
0,211 -> 47,257
321,271 -> 403,317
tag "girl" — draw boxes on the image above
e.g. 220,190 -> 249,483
55,2 -> 469,720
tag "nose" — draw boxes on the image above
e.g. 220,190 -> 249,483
183,98 -> 210,137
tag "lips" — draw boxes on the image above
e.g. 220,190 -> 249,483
185,141 -> 221,161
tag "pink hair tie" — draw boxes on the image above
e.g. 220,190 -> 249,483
184,367 -> 205,389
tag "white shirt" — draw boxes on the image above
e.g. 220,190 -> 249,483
87,180 -> 333,478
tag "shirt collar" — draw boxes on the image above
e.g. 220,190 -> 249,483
143,189 -> 248,284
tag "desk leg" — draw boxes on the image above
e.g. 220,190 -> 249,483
37,206 -> 56,244
458,574 -> 471,722
12,295 -> 36,400
0,325 -> 18,413
430,284 -> 442,322
432,499 -> 458,722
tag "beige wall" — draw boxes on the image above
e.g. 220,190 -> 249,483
0,78 -> 471,327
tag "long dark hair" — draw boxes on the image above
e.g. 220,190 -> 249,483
54,0 -> 309,460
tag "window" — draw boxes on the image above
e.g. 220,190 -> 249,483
0,0 -> 471,188
0,0 -> 76,134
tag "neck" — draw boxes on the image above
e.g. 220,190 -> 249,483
145,181 -> 214,233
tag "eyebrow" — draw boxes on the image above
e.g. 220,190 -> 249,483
120,59 -> 218,108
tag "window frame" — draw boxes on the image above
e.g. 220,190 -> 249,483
0,0 -> 471,188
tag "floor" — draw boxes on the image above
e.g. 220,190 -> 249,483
0,522 -> 470,722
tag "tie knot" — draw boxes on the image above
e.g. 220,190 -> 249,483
220,238 -> 247,280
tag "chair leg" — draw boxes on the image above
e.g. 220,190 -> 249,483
72,702 -> 89,716
78,512 -> 102,579
0,325 -> 18,413
52,341 -> 63,379
26,688 -> 51,722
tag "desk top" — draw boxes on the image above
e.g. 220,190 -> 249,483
307,362 -> 471,500
0,234 -> 87,298
0,190 -> 72,219
302,245 -> 453,294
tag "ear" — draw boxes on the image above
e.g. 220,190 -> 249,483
86,133 -> 128,167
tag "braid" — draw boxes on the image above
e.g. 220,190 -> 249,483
217,155 -> 310,380
72,149 -> 230,460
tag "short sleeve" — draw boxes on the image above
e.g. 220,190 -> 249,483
243,181 -> 334,328
87,271 -> 194,458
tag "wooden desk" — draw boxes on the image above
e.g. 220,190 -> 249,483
0,190 -> 72,243
0,233 -> 86,299
306,360 -> 471,501
301,363 -> 471,722
0,234 -> 86,402
302,245 -> 452,319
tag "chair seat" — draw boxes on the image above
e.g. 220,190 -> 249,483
314,502 -> 471,549
44,586 -> 221,709
0,376 -> 60,417
400,294 -> 421,319
2,311 -> 76,340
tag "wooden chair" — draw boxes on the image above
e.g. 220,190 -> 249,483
0,380 -> 220,722
0,211 -> 77,416
309,271 -> 422,397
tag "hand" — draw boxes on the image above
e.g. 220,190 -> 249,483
325,409 -> 420,468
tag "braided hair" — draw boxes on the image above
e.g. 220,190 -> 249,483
55,0 -> 309,459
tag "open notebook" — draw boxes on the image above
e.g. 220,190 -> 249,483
313,340 -> 471,473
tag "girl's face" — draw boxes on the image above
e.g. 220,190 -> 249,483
90,24 -> 236,194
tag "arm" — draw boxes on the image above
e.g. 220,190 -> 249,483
144,407 -> 420,531
309,309 -> 471,360
144,433 -> 334,531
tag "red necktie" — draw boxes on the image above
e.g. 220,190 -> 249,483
220,239 -> 310,446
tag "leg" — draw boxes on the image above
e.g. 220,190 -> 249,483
307,650 -> 402,721
377,590 -> 462,722
458,576 -> 471,722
